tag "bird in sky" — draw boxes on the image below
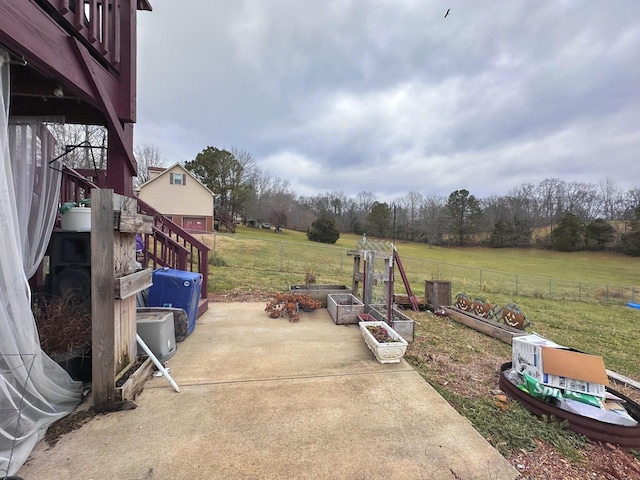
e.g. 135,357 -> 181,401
444,8 -> 450,18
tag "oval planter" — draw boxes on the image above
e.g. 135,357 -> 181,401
359,321 -> 408,364
499,362 -> 640,448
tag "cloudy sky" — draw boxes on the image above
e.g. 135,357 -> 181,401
136,1 -> 640,202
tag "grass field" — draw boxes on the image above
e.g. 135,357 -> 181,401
203,226 -> 640,380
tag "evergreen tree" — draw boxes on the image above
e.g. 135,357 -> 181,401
620,207 -> 640,256
366,202 -> 392,237
551,213 -> 584,251
307,216 -> 340,244
184,146 -> 252,213
446,190 -> 482,245
585,219 -> 615,250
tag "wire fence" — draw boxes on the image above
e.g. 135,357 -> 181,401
209,235 -> 638,306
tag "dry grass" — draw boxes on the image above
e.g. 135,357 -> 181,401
404,309 -> 640,479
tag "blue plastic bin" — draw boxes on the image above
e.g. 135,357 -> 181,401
146,268 -> 202,335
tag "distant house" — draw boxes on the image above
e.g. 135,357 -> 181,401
137,163 -> 215,232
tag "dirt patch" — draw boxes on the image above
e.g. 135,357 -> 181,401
44,407 -> 96,448
208,289 -> 276,303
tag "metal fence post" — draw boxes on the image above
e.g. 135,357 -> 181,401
280,242 -> 283,272
515,274 -> 519,296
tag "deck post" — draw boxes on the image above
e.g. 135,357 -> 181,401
91,188 -> 116,406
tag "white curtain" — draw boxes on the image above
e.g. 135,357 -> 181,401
9,120 -> 64,278
0,50 -> 81,476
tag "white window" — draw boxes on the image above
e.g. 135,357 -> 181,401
170,173 -> 186,185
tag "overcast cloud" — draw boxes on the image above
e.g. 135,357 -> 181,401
136,1 -> 640,202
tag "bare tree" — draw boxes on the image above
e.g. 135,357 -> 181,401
563,181 -> 599,223
355,191 -> 376,214
622,187 -> 640,220
507,183 -> 539,227
535,178 -> 565,232
398,191 -> 423,240
419,195 -> 446,244
231,147 -> 257,183
598,177 -> 622,221
245,167 -> 296,226
48,123 -> 108,169
134,144 -> 166,188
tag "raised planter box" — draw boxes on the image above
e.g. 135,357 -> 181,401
367,305 -> 415,343
359,321 -> 408,364
327,293 -> 364,325
425,280 -> 452,308
115,356 -> 154,402
289,284 -> 351,307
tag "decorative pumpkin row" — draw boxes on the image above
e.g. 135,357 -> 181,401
454,293 -> 530,330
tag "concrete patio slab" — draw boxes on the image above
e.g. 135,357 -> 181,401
18,303 -> 519,480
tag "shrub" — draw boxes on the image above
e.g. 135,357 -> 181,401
209,254 -> 228,266
307,216 -> 340,244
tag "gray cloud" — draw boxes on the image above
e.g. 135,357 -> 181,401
136,0 -> 640,201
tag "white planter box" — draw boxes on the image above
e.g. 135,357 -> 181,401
359,321 -> 408,364
367,305 -> 415,343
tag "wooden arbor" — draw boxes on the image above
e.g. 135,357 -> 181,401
1,1 -> 153,408
347,238 -> 393,306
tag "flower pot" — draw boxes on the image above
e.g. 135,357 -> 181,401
359,321 -> 408,364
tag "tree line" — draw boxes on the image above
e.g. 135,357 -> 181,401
46,123 -> 640,255
173,146 -> 640,256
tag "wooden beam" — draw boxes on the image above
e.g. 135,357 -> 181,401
442,307 -> 526,345
607,370 -> 640,391
71,37 -> 137,177
118,212 -> 153,234
91,188 -> 116,407
0,0 -> 120,109
119,0 -> 137,122
115,268 -> 152,300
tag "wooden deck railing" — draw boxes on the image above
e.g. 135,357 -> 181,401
60,165 -> 94,204
36,0 -> 152,72
214,205 -> 236,233
136,197 -> 210,310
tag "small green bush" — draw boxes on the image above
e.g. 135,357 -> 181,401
208,254 -> 228,267
307,216 -> 340,244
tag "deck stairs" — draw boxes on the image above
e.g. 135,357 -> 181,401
60,166 -> 210,316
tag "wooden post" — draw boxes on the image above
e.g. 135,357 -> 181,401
91,188 -> 116,407
351,254 -> 361,297
363,250 -> 375,306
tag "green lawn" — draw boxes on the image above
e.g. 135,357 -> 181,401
204,226 -> 640,379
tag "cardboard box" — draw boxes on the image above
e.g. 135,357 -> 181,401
512,333 -> 608,397
512,334 -> 561,380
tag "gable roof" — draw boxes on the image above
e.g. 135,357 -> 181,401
138,162 -> 215,196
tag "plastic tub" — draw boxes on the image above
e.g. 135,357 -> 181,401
60,206 -> 91,231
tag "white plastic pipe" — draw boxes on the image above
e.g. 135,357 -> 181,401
136,334 -> 180,393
